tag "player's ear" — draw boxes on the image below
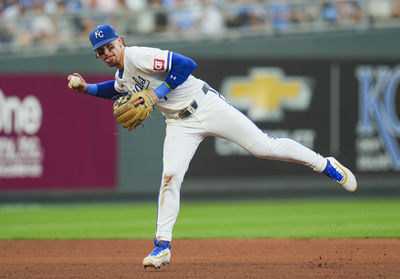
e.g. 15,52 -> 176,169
118,37 -> 125,47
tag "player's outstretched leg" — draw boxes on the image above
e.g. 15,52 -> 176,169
143,239 -> 171,269
322,157 -> 357,192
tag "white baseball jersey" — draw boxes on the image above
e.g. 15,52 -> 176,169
114,46 -> 205,117
112,45 -> 328,242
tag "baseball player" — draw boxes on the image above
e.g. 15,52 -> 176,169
68,25 -> 357,269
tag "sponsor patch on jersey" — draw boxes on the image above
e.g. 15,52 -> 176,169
154,59 -> 165,71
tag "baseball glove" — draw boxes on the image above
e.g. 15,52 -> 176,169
113,90 -> 155,130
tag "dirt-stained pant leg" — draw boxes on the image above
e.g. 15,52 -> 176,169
156,120 -> 204,241
199,92 -> 327,172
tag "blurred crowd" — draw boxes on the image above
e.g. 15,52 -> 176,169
1,0 -> 400,53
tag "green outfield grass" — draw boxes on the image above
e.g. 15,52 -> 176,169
0,199 -> 399,239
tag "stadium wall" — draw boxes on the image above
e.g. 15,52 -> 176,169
1,28 -> 399,200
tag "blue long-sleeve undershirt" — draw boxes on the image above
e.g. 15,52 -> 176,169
154,52 -> 197,99
85,80 -> 120,99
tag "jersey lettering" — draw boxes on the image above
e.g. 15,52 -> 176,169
131,75 -> 150,92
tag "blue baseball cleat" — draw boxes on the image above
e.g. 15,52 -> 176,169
143,239 -> 171,269
323,157 -> 357,192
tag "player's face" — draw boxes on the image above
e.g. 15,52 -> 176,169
95,38 -> 124,69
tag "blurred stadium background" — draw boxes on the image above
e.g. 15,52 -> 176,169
1,0 -> 400,203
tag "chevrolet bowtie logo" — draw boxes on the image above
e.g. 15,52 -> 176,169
221,68 -> 313,121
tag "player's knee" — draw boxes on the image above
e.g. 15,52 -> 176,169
159,173 -> 176,207
161,171 -> 184,189
162,174 -> 173,187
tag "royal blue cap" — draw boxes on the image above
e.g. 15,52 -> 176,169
89,25 -> 119,51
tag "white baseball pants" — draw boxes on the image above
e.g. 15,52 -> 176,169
156,90 -> 327,241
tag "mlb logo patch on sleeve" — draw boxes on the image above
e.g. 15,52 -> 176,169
154,59 -> 165,71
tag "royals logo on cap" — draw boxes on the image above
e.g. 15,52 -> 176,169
89,25 -> 119,51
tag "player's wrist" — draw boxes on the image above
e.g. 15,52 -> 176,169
154,82 -> 171,99
149,90 -> 159,102
85,83 -> 98,95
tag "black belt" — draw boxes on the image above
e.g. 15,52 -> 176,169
178,84 -> 209,119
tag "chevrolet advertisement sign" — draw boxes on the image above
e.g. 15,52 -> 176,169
220,67 -> 312,122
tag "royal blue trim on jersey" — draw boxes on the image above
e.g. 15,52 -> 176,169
165,53 -> 196,89
166,51 -> 172,72
85,80 -> 119,99
118,69 -> 124,79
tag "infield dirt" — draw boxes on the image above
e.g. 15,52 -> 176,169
0,239 -> 399,278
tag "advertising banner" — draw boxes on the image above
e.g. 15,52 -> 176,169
186,59 -> 400,178
0,75 -> 117,191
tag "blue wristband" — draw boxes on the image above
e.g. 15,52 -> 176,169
154,82 -> 171,99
